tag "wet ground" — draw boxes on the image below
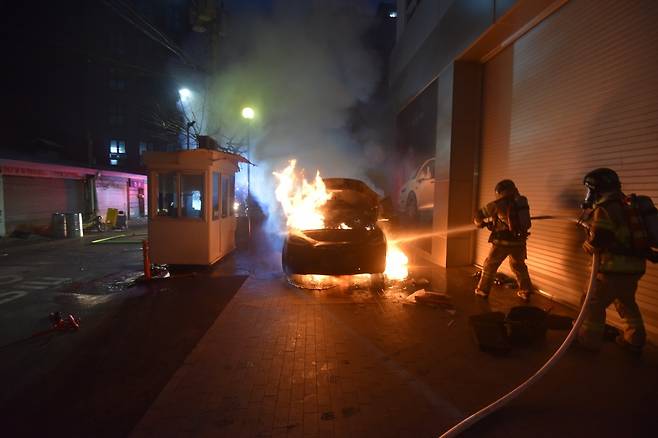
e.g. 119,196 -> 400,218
1,222 -> 657,437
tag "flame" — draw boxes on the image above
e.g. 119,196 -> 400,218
384,240 -> 409,281
273,160 -> 332,230
274,159 -> 409,284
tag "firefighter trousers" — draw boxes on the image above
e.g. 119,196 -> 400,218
477,244 -> 533,294
578,272 -> 646,350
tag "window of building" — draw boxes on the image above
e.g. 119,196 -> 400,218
221,175 -> 229,217
109,139 -> 127,165
212,172 -> 221,219
157,172 -> 178,217
181,174 -> 204,219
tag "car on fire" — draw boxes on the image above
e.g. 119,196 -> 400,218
281,178 -> 387,278
398,158 -> 435,220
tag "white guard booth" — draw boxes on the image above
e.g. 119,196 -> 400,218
144,149 -> 246,265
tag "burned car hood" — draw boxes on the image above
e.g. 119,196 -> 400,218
321,178 -> 380,228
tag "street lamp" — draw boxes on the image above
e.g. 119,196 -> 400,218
241,107 -> 255,201
179,88 -> 192,102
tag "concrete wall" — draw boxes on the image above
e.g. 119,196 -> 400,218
390,0 -> 517,110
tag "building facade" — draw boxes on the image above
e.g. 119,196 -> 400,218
390,0 -> 658,341
4,0 -> 219,173
0,159 -> 147,237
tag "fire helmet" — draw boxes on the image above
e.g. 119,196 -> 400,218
495,179 -> 517,199
581,168 -> 621,209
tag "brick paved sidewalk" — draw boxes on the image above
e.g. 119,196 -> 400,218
131,254 -> 658,438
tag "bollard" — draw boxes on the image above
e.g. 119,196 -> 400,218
142,240 -> 152,280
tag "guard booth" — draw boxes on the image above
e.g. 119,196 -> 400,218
144,148 -> 246,265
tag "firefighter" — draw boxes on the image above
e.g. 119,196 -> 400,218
578,168 -> 646,354
474,179 -> 533,301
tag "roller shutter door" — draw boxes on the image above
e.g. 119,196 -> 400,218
4,176 -> 85,233
476,0 -> 658,341
96,177 -> 128,217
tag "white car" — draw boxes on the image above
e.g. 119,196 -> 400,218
398,158 -> 435,219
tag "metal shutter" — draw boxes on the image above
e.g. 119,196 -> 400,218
96,177 -> 128,217
4,176 -> 85,233
476,0 -> 658,341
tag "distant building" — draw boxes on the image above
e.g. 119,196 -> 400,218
4,0 -> 221,173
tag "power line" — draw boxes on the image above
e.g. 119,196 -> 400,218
101,0 -> 200,70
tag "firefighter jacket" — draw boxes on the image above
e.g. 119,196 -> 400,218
585,192 -> 646,274
474,195 -> 530,246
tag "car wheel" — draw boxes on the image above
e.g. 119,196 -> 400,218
406,193 -> 419,222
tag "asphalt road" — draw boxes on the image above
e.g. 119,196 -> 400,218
0,225 -> 148,406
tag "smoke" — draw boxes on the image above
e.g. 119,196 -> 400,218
205,0 -> 387,233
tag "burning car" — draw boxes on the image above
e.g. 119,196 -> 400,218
281,178 -> 387,277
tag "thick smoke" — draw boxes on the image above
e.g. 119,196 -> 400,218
206,0 -> 386,232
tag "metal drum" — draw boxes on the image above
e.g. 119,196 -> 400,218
65,212 -> 84,238
51,213 -> 67,238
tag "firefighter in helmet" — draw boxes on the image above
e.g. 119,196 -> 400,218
578,168 -> 646,353
474,179 -> 533,301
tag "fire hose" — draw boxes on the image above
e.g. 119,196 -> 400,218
439,243 -> 600,437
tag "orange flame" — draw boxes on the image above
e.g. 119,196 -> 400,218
384,239 -> 409,281
273,160 -> 332,230
274,159 -> 409,282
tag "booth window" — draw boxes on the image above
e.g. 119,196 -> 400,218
229,175 -> 235,216
212,172 -> 221,219
181,174 -> 204,219
221,175 -> 229,217
157,172 -> 178,217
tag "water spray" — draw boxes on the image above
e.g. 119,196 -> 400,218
391,215 -> 576,245
439,218 -> 597,437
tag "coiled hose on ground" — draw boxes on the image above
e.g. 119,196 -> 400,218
439,251 -> 600,438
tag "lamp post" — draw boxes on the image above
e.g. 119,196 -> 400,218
241,107 -> 255,201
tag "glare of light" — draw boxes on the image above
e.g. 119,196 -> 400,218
241,107 -> 255,119
389,11 -> 398,18
179,88 -> 192,101
233,201 -> 240,211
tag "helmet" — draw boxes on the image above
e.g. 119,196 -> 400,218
581,168 -> 621,209
583,168 -> 621,192
495,179 -> 517,199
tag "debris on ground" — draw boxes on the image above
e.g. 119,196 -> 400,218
31,312 -> 80,338
405,289 -> 456,313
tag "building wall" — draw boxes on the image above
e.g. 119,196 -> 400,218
391,0 -> 658,342
0,160 -> 146,236
475,0 -> 658,341
390,0 -> 517,110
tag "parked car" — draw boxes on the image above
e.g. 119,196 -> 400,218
282,178 -> 387,277
398,158 -> 435,220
